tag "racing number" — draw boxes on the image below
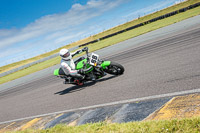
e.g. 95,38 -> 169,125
90,53 -> 99,66
91,55 -> 97,63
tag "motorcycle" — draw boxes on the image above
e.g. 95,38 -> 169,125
53,47 -> 124,85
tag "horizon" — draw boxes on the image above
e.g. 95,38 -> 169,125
0,0 -> 184,67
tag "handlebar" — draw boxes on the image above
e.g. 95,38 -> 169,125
82,47 -> 88,51
82,47 -> 89,57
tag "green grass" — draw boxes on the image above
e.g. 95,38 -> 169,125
8,117 -> 200,133
1,0 -> 200,84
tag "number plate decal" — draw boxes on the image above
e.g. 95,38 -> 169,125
90,53 -> 99,66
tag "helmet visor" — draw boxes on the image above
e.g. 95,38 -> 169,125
62,52 -> 70,58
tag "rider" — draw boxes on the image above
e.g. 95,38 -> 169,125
59,48 -> 85,85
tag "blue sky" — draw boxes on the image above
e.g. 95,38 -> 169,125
0,0 -> 182,67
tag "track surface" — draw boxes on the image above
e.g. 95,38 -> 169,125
1,16 -> 200,122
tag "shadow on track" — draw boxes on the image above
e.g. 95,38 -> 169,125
54,81 -> 96,95
54,75 -> 117,95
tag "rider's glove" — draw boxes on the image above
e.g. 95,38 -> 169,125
82,47 -> 88,52
76,49 -> 82,54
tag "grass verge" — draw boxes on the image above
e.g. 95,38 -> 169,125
7,117 -> 200,133
1,1 -> 200,84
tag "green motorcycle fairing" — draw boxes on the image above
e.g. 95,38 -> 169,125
76,58 -> 93,74
101,61 -> 111,69
54,69 -> 59,76
53,59 -> 111,76
76,58 -> 88,70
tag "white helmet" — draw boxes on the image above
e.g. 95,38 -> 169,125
59,49 -> 72,60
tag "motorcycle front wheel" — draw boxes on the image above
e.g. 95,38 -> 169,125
104,62 -> 124,75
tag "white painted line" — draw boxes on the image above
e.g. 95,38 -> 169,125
1,88 -> 200,125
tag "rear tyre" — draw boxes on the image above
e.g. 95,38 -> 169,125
104,62 -> 124,75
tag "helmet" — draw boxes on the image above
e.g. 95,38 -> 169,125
59,49 -> 72,60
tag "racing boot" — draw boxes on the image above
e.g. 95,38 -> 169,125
74,75 -> 85,86
74,79 -> 84,86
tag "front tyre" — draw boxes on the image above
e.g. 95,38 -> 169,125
104,62 -> 124,75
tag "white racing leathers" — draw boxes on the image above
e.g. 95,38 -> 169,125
60,49 -> 84,79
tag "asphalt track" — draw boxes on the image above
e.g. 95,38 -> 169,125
0,15 -> 200,123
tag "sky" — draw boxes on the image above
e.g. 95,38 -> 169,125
0,0 -> 183,67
